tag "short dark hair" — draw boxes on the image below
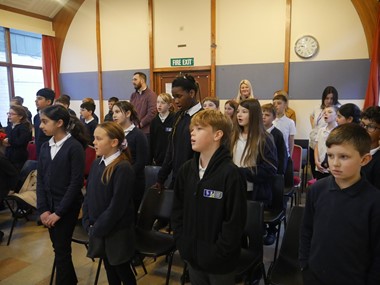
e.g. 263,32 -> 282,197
134,72 -> 147,82
273,94 -> 288,103
80,102 -> 95,113
326,123 -> 371,156
108,97 -> 119,103
338,103 -> 361,124
55,96 -> 70,106
36,88 -> 55,105
12,96 -> 24,105
361,106 -> 380,125
172,74 -> 198,93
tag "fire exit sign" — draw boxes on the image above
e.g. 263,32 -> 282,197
170,58 -> 194,67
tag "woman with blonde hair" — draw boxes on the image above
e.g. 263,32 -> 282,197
235,79 -> 254,102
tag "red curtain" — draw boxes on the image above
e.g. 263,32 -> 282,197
42,35 -> 60,98
363,9 -> 380,108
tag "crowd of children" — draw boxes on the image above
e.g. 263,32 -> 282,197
1,75 -> 380,285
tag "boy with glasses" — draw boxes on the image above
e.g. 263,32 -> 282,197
360,106 -> 380,189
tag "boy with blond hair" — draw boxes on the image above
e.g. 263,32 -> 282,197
300,123 -> 380,285
172,110 -> 246,285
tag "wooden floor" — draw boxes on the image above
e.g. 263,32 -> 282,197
0,197 -> 304,285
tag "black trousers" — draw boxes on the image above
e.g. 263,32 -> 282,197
48,205 -> 80,285
103,257 -> 136,285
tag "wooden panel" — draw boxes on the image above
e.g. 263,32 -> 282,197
211,0 -> 216,97
284,0 -> 292,92
0,4 -> 52,21
351,0 -> 380,58
52,0 -> 85,70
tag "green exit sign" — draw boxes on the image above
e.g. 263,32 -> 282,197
170,58 -> 194,67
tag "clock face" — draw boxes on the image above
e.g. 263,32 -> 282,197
294,36 -> 319,59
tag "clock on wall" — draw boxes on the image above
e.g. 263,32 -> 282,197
294,35 -> 319,59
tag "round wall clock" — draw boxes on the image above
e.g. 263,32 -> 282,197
294,35 -> 319,59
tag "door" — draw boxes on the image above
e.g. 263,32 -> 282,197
154,70 -> 211,104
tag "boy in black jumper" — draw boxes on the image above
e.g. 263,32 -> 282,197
172,110 -> 247,285
299,123 -> 380,285
360,106 -> 380,189
80,101 -> 97,145
156,75 -> 202,188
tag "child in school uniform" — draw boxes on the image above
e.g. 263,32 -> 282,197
172,110 -> 247,285
231,99 -> 278,203
149,93 -> 175,166
360,106 -> 380,189
262,103 -> 288,175
80,101 -> 97,146
300,123 -> 380,285
202,96 -> 220,110
4,105 -> 32,171
156,74 -> 203,189
336,103 -> 361,125
82,122 -> 136,285
37,105 -> 89,285
224,99 -> 238,121
272,94 -> 297,157
314,105 -> 338,180
112,101 -> 148,213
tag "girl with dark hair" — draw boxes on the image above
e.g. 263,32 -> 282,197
112,101 -> 148,213
83,122 -> 136,285
156,74 -> 203,189
4,105 -> 32,171
36,105 -> 89,285
232,99 -> 278,245
224,99 -> 238,120
309,86 -> 340,178
231,99 -> 278,202
336,103 -> 361,125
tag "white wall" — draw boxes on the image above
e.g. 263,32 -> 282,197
0,10 -> 54,36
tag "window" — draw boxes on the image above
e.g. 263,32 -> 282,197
0,27 -> 43,126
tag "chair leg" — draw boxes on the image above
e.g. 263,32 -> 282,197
261,262 -> 268,285
165,251 -> 175,285
50,259 -> 56,285
131,263 -> 138,276
7,217 -> 18,246
94,258 -> 102,285
181,262 -> 188,285
273,221 -> 282,263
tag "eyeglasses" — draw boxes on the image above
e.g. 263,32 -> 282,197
360,122 -> 380,133
7,112 -> 17,116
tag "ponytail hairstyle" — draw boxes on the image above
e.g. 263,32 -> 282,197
9,105 -> 32,131
40,105 -> 90,148
113,101 -> 140,127
97,121 -> 132,184
231,99 -> 275,169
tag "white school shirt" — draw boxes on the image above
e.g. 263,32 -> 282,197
273,115 -> 296,156
49,133 -> 71,160
232,134 -> 254,191
315,125 -> 335,173
99,150 -> 121,166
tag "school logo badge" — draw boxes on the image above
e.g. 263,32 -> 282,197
203,189 -> 223,199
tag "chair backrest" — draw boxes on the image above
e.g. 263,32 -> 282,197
244,201 -> 264,255
27,142 -> 37,161
137,187 -> 174,230
84,146 -> 97,177
271,174 -> 285,211
144,165 -> 162,190
278,206 -> 304,261
292,144 -> 303,173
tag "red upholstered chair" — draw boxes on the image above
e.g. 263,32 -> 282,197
27,142 -> 37,161
84,146 -> 97,187
284,145 -> 303,208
